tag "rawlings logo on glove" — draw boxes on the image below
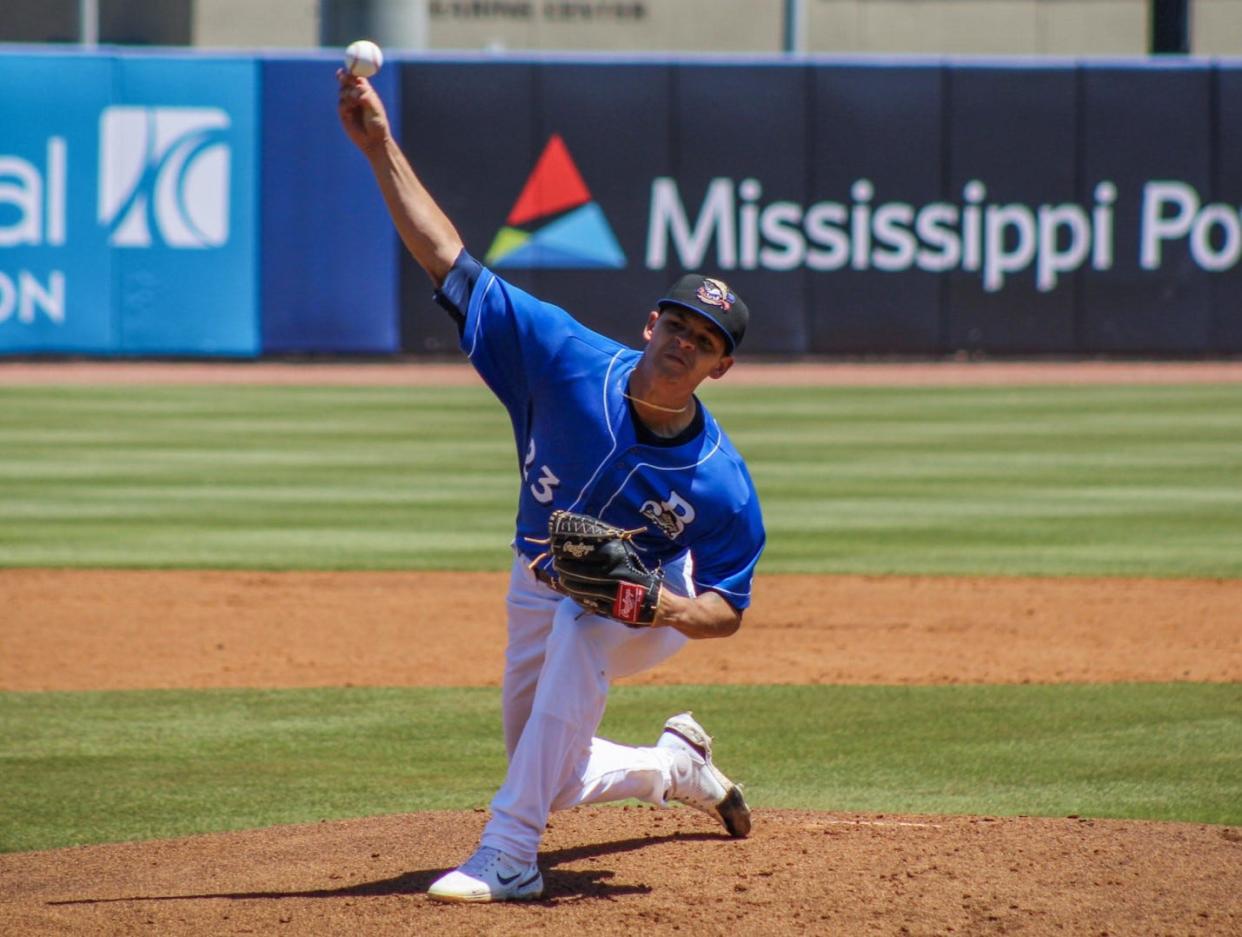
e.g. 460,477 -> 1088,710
561,541 -> 595,560
528,510 -> 664,626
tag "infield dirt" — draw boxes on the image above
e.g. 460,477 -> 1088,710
4,569 -> 1241,692
2,360 -> 1240,935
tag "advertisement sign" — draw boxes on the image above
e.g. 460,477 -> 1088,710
402,62 -> 810,355
1081,63 -> 1215,353
0,55 -> 113,353
260,59 -> 399,354
0,53 -> 259,356
399,57 -> 1242,357
1216,67 -> 1242,351
523,61 -> 675,342
3,51 -> 1239,358
660,64 -> 810,355
400,61 -> 540,355
943,64 -> 1080,353
810,64 -> 945,354
110,56 -> 259,355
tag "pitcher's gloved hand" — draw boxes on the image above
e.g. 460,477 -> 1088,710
530,510 -> 663,626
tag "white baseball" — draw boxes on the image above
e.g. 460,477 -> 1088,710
344,40 -> 383,78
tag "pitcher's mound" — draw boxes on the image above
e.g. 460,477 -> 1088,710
4,808 -> 1238,936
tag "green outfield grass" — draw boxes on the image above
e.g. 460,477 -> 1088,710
1,382 -> 1240,576
1,381 -> 1239,854
1,683 -> 1238,853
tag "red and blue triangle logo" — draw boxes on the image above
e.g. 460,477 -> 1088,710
484,134 -> 626,269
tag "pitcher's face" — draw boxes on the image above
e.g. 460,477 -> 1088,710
642,308 -> 733,385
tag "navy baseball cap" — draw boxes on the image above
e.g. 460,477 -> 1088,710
657,274 -> 748,354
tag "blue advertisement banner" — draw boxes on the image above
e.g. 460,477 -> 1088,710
109,56 -> 259,355
0,55 -> 114,353
0,52 -> 259,356
3,51 -> 1240,359
260,59 -> 399,354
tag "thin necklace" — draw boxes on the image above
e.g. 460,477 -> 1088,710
623,392 -> 692,415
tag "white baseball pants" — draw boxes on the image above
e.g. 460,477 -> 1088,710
478,552 -> 693,864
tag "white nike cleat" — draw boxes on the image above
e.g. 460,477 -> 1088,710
427,846 -> 544,903
658,711 -> 752,838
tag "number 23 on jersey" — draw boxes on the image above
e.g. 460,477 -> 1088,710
524,439 -> 560,504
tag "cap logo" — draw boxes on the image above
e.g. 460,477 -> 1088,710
696,278 -> 735,311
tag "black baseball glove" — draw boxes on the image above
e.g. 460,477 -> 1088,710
530,510 -> 664,626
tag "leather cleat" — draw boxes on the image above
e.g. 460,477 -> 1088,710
658,711 -> 751,838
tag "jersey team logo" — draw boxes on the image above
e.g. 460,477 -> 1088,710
484,134 -> 626,269
641,491 -> 696,539
98,106 -> 232,249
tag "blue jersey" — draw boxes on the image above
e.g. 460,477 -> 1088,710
437,253 -> 764,610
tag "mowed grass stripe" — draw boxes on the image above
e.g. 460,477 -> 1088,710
723,383 -> 1242,576
1,683 -> 1237,852
1,383 -> 1240,575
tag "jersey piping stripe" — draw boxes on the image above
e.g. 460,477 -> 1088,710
564,349 -> 626,514
463,272 -> 499,359
693,543 -> 762,599
595,426 -> 725,519
700,583 -> 751,599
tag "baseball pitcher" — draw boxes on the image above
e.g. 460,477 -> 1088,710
337,69 -> 766,903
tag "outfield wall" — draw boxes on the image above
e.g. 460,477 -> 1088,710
1,49 -> 1239,358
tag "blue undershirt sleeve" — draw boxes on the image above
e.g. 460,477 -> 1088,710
433,249 -> 484,338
